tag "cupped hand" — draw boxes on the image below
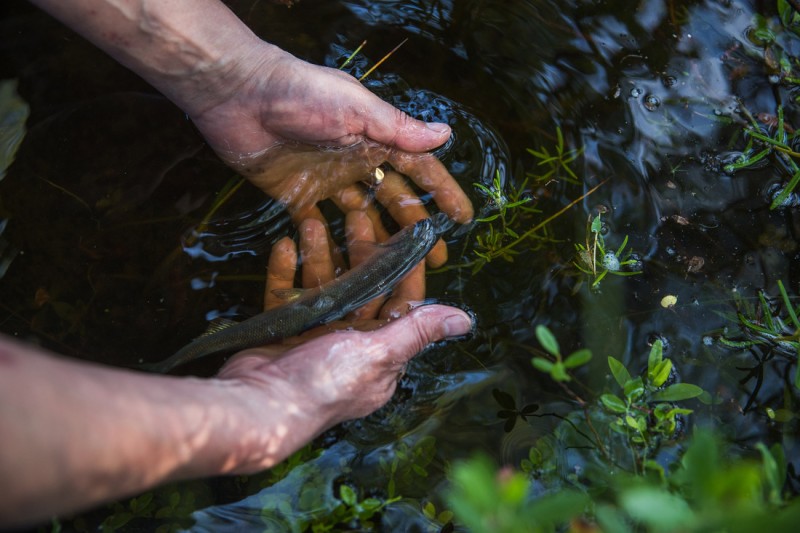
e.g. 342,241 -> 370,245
214,216 -> 473,467
189,44 -> 473,268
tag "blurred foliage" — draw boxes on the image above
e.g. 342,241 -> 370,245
448,331 -> 800,533
448,430 -> 800,533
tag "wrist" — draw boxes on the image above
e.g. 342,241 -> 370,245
170,373 -> 334,478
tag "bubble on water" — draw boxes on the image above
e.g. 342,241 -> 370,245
630,87 -> 643,98
602,252 -> 620,271
769,74 -> 781,84
643,94 -> 661,111
661,75 -> 677,88
702,336 -> 714,346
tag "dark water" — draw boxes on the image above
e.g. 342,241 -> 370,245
1,0 -> 799,530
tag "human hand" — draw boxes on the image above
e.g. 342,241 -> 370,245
189,44 -> 473,268
264,211 -> 429,320
212,214 -> 472,473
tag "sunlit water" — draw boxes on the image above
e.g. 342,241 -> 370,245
1,0 -> 799,530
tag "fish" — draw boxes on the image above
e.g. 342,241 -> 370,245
144,212 -> 453,373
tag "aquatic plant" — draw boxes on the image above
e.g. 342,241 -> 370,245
573,212 -> 642,288
447,430 -> 800,533
717,280 -> 800,390
530,324 -> 592,383
723,104 -> 800,208
721,1 -> 800,209
599,340 -> 703,470
468,169 -> 540,271
525,126 -> 584,186
309,484 -> 399,532
526,327 -> 702,473
446,331 -> 798,533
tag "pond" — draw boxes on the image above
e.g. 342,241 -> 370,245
1,0 -> 800,531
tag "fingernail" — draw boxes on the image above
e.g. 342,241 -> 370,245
425,122 -> 451,134
443,313 -> 472,338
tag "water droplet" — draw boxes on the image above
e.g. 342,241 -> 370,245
643,94 -> 661,111
702,336 -> 714,346
661,75 -> 677,88
630,87 -> 643,98
769,74 -> 781,84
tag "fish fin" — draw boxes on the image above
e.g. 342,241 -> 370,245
200,317 -> 239,337
271,288 -> 306,301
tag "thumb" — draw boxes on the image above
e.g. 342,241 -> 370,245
371,304 -> 473,363
362,98 -> 452,152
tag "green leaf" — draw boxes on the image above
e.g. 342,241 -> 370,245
550,362 -> 571,382
757,442 -> 786,505
340,484 -> 357,506
650,383 -> 704,402
535,325 -> 560,356
623,377 -> 645,400
600,393 -> 627,413
595,503 -> 634,533
619,487 -> 696,531
647,339 -> 663,375
532,357 -> 554,373
608,356 -> 632,388
591,214 -> 602,234
649,359 -> 673,388
563,349 -> 592,368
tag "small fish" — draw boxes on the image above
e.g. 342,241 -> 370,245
145,213 -> 453,373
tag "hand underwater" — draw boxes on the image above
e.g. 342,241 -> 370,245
188,45 -> 473,268
213,213 -> 473,473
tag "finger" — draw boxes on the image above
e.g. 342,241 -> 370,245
264,237 -> 297,310
344,211 -> 385,320
332,185 -> 391,243
368,304 -> 473,366
298,218 -> 335,288
288,205 -> 346,274
387,151 -> 474,223
354,94 -> 452,152
374,170 -> 448,267
379,261 -> 425,319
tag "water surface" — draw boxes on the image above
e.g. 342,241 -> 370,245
1,0 -> 799,530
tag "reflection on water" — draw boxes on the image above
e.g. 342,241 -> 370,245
2,0 -> 800,529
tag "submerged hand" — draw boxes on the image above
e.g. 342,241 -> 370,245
211,212 -> 474,474
265,211 -> 426,320
189,45 -> 473,268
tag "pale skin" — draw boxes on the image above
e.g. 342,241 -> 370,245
0,0 -> 476,528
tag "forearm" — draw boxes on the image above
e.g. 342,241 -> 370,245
0,337 -> 326,528
28,0 -> 276,116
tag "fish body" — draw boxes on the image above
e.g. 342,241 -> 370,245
146,213 -> 452,372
